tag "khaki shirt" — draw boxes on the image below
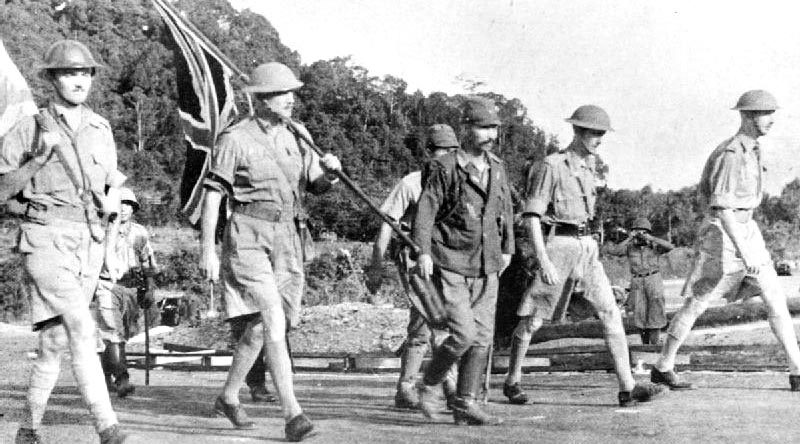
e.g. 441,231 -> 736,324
0,103 -> 125,208
523,144 -> 598,225
101,221 -> 157,280
606,241 -> 666,276
380,170 -> 422,228
204,118 -> 328,208
699,133 -> 762,210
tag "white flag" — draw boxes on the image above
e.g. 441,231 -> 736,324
0,40 -> 37,137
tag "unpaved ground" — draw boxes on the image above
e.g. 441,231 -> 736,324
3,324 -> 800,444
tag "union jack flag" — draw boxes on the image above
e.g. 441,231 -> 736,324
152,0 -> 237,224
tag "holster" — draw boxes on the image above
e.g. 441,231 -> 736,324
295,212 -> 316,262
407,271 -> 448,330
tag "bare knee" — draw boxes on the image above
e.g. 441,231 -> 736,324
595,306 -> 622,326
513,316 -> 542,341
260,308 -> 287,343
39,325 -> 68,358
238,320 -> 265,348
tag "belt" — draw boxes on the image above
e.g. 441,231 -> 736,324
24,203 -> 88,223
632,270 -> 659,279
551,224 -> 592,237
233,201 -> 296,222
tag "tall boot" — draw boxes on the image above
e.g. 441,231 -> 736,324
647,329 -> 661,346
396,343 -> 427,408
452,346 -> 502,426
100,341 -> 117,392
114,343 -> 134,398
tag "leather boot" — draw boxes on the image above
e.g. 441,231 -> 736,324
452,346 -> 502,425
647,329 -> 661,345
115,343 -> 134,398
504,335 -> 529,404
100,342 -> 116,392
395,343 -> 427,408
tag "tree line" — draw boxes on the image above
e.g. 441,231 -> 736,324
2,0 -> 799,259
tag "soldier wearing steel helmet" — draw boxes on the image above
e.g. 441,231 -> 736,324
199,62 -> 341,442
365,123 -> 460,410
94,187 -> 158,399
502,105 -> 666,408
650,90 -> 800,392
606,217 -> 675,345
0,40 -> 129,444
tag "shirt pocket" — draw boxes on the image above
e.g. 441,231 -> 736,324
31,160 -> 74,194
86,151 -> 109,192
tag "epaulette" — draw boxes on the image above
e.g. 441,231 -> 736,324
219,115 -> 256,136
85,112 -> 111,129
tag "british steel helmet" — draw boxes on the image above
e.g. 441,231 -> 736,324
565,105 -> 613,132
242,62 -> 303,93
119,187 -> 140,212
427,124 -> 459,150
40,40 -> 103,72
731,90 -> 779,111
631,217 -> 652,232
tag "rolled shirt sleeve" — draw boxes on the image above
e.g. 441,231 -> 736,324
379,172 -> 418,222
204,132 -> 239,195
704,150 -> 738,209
0,116 -> 35,175
522,160 -> 554,217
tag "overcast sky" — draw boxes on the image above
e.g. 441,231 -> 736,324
231,0 -> 800,194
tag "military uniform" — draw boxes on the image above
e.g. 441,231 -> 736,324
204,118 -> 330,327
2,102 -> 126,440
653,132 -> 800,383
1,104 -> 124,328
413,141 -> 514,423
606,225 -> 672,342
96,221 -> 156,343
516,148 -> 618,320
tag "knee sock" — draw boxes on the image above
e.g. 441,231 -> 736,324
656,299 -> 707,371
598,308 -> 635,392
70,342 -> 118,433
264,339 -> 302,421
766,308 -> 800,375
22,350 -> 62,430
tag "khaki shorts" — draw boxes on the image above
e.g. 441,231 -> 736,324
517,235 -> 617,321
221,212 -> 304,328
18,220 -> 105,329
94,279 -> 139,342
680,217 -> 775,304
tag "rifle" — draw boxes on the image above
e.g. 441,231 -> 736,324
136,254 -> 156,386
284,121 -> 447,328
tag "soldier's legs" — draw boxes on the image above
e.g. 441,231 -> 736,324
451,273 -> 501,425
656,259 -> 741,372
398,306 -> 431,386
753,270 -> 800,375
396,306 -> 431,407
61,305 -> 120,433
21,323 -> 67,431
504,316 -> 543,386
259,303 -> 303,421
582,243 -> 635,392
422,269 -> 477,387
221,317 -> 264,405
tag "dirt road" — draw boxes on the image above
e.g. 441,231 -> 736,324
2,325 -> 800,443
